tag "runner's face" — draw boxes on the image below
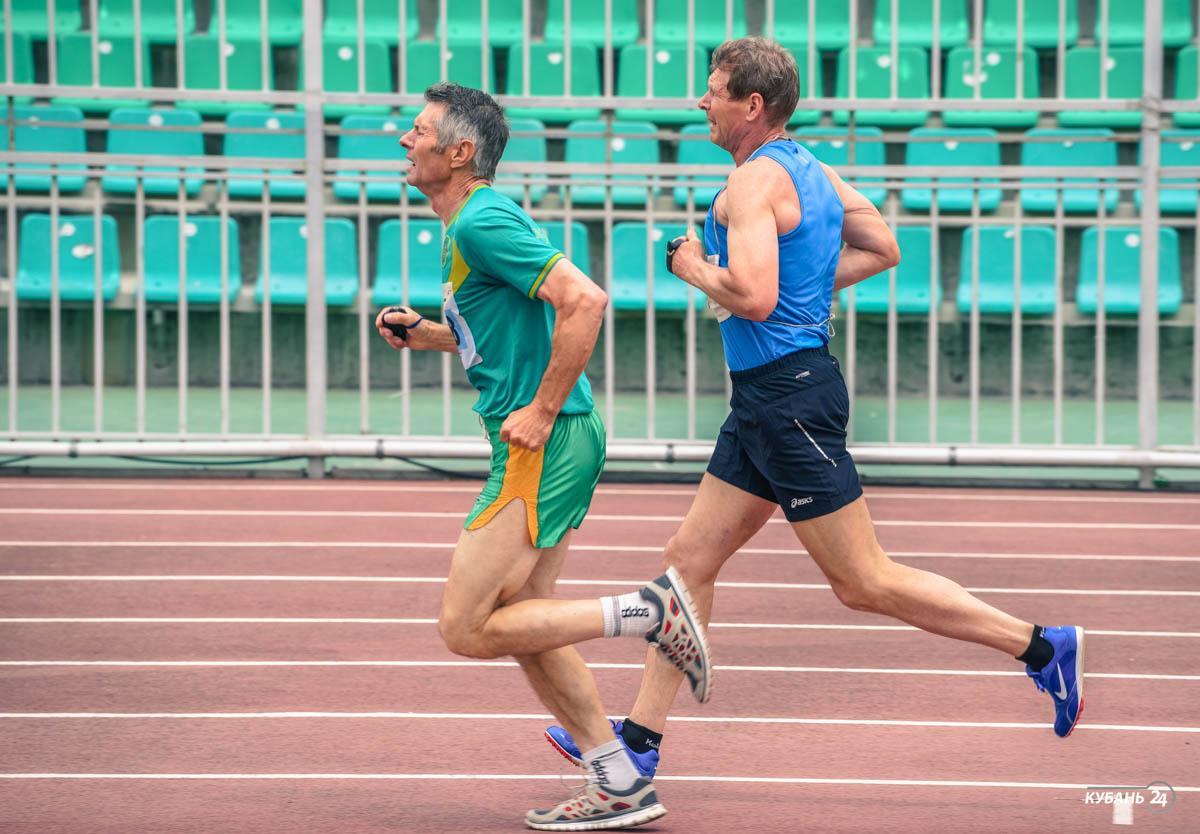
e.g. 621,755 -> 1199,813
400,103 -> 451,192
698,69 -> 744,151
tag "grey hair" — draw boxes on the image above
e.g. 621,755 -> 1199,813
710,37 -> 800,126
424,82 -> 510,181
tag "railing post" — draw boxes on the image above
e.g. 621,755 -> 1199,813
303,0 -> 328,478
1138,0 -> 1164,489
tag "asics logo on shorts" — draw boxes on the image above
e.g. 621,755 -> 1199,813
790,496 -> 814,509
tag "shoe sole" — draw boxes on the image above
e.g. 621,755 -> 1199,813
660,565 -> 714,704
1063,626 -> 1086,738
526,803 -> 667,831
544,730 -> 583,768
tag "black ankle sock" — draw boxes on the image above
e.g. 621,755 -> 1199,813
1017,625 -> 1055,671
620,718 -> 663,754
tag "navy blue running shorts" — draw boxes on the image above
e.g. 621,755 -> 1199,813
707,347 -> 863,522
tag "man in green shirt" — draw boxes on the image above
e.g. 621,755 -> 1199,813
375,82 -> 710,830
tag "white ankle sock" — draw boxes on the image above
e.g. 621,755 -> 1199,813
600,589 -> 659,638
582,738 -> 640,791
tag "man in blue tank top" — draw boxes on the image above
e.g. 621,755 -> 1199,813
544,37 -> 1084,774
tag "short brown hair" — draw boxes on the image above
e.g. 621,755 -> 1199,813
709,37 -> 799,125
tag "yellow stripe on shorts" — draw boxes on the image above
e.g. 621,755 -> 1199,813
465,444 -> 545,546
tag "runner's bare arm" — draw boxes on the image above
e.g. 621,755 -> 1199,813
821,163 -> 901,291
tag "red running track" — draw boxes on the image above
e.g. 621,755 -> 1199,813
0,478 -> 1197,833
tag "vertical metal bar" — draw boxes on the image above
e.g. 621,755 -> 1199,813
303,0 -> 328,471
218,180 -> 231,435
1096,190 -> 1108,445
1139,0 -> 1165,482
885,202 -> 897,443
1056,0 -> 1066,100
1194,204 -> 1200,446
928,191 -> 940,442
47,0 -> 59,85
645,184 -> 656,440
645,0 -> 654,105
970,0 -> 982,102
480,0 -> 490,90
134,0 -> 144,89
260,0 -> 269,93
357,0 -> 366,95
397,0 -> 408,95
439,0 -> 449,79
845,269 -> 857,441
49,178 -> 60,433
95,191 -> 107,433
89,0 -> 100,92
685,194 -> 696,440
932,0 -> 943,104
5,101 -> 15,432
1099,0 -> 1110,101
1012,204 -> 1024,443
358,182 -> 369,433
175,0 -> 185,94
1015,0 -> 1025,99
400,187 -> 411,437
968,188 -> 981,444
1052,185 -> 1065,444
686,0 -> 694,99
724,0 -> 732,39
807,0 -> 816,100
176,180 -> 188,433
765,0 -> 774,38
602,0 -> 613,99
261,196 -> 272,434
135,179 -> 146,433
2,0 -> 9,84
564,0 -> 572,100
441,350 -> 451,435
217,0 -> 227,94
603,186 -> 615,436
521,0 -> 530,96
889,0 -> 898,102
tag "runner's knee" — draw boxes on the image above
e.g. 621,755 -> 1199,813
438,611 -> 498,659
663,532 -> 723,587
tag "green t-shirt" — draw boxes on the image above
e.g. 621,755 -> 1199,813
441,184 -> 594,419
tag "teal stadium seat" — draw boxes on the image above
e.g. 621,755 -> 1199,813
983,0 -> 1078,48
1096,0 -> 1192,47
334,115 -> 425,203
834,47 -> 930,127
319,39 -> 392,118
673,123 -> 732,209
653,0 -> 746,48
371,219 -> 445,309
957,226 -> 1057,315
565,119 -> 659,206
398,41 -> 497,112
615,44 -> 708,125
324,0 -> 418,43
795,127 -> 887,208
610,223 -> 705,312
873,0 -> 968,48
17,214 -> 121,302
1077,227 -> 1182,315
142,216 -> 241,304
53,33 -> 153,112
1060,47 -> 1144,128
943,46 -> 1039,128
224,111 -> 307,199
545,0 -> 638,48
839,227 -> 938,314
901,128 -> 1002,213
102,107 -> 206,196
437,0 -> 526,48
218,0 -> 303,45
505,43 -> 601,123
778,42 -> 823,125
1173,46 -> 1200,128
256,217 -> 359,306
494,119 -> 548,204
0,105 -> 87,193
0,32 -> 34,103
765,0 -> 852,50
1138,131 -> 1200,215
96,0 -> 195,42
179,35 -> 272,116
7,0 -> 81,37
1020,128 -> 1119,214
541,221 -> 590,270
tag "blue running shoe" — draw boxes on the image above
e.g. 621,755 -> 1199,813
544,720 -> 660,779
1026,625 -> 1085,738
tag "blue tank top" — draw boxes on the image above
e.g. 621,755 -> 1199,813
704,138 -> 844,372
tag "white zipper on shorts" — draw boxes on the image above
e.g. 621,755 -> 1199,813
794,419 -> 838,467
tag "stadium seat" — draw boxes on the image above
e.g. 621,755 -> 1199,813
541,221 -> 590,269
319,39 -> 392,118
371,219 -> 445,309
610,223 -> 705,312
398,41 -> 496,111
494,118 -> 548,205
332,115 -> 425,203
982,0 -> 1079,48
872,0 -> 968,49
224,111 -> 307,199
96,0 -> 195,42
324,0 -> 418,42
942,46 -> 1039,128
437,0 -> 526,48
178,35 -> 272,116
0,104 -> 87,193
833,47 -> 930,128
795,127 -> 886,208
778,42 -> 823,124
653,0 -> 746,48
673,123 -> 732,209
102,108 -> 206,196
256,217 -> 359,306
765,0 -> 852,50
1137,130 -> 1200,215
0,32 -> 33,103
1077,227 -> 1182,315
957,226 -> 1057,315
1060,47 -> 1144,128
16,214 -> 121,302
505,43 -> 601,123
839,227 -> 938,314
901,128 -> 1002,213
564,119 -> 659,206
1173,46 -> 1200,128
52,33 -> 153,113
545,0 -> 638,48
218,0 -> 303,45
1095,0 -> 1193,47
142,216 -> 241,304
7,0 -> 81,37
615,44 -> 708,124
1019,128 -> 1119,214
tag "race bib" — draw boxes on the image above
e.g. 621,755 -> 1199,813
442,282 -> 483,369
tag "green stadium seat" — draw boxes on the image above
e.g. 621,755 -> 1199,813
610,222 -> 705,312
505,43 -> 601,122
983,0 -> 1079,48
97,0 -> 195,42
795,126 -> 886,208
0,104 -> 87,193
901,128 -> 1002,213
673,123 -> 731,209
1137,130 -> 1200,215
0,32 -> 34,103
398,41 -> 496,111
371,219 -> 444,308
178,35 -> 271,116
1077,227 -> 1182,315
957,226 -> 1057,315
494,118 -> 548,204
541,221 -> 590,269
52,33 -> 153,113
319,39 -> 392,118
564,119 -> 659,206
545,0 -> 638,48
1019,128 -> 1119,214
142,216 -> 241,304
839,227 -> 938,314
102,107 -> 206,196
7,0 -> 81,37
333,115 -> 425,203
778,42 -> 823,124
943,46 -> 1039,128
224,111 -> 307,199
653,0 -> 746,48
256,217 -> 359,306
833,47 -> 930,128
765,0 -> 852,50
16,214 -> 121,302
324,0 -> 418,43
1173,46 -> 1200,128
1060,47 -> 1144,128
1096,0 -> 1193,47
873,0 -> 968,48
217,0 -> 303,45
615,44 -> 708,125
437,0 -> 526,48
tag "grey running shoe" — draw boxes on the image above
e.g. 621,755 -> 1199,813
525,776 -> 666,831
641,566 -> 713,703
